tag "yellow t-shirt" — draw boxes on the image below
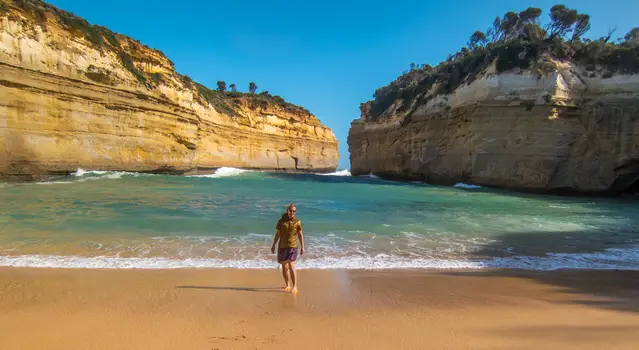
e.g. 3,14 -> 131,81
276,214 -> 303,248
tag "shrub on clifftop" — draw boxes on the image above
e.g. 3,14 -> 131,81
2,0 -> 314,117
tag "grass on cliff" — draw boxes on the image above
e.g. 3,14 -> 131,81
3,0 -> 312,117
367,5 -> 639,120
190,81 -> 312,118
4,0 -> 154,87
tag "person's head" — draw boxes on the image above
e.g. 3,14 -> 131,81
286,204 -> 297,218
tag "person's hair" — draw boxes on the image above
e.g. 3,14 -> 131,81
286,204 -> 296,212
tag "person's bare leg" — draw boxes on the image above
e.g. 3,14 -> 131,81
281,262 -> 291,292
289,261 -> 298,293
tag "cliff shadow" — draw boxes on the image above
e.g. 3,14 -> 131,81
268,172 -> 639,200
267,172 -> 438,188
0,129 -> 51,182
443,227 -> 639,314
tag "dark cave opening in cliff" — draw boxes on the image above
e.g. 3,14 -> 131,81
610,160 -> 639,196
624,178 -> 639,195
613,173 -> 639,196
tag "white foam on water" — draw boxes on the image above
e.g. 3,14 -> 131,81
1,248 -> 638,270
71,168 -> 151,180
454,183 -> 482,189
72,168 -> 125,177
35,181 -> 75,185
486,248 -> 639,270
25,168 -> 160,186
189,167 -> 250,178
72,168 -> 87,176
317,169 -> 351,176
549,204 -> 571,209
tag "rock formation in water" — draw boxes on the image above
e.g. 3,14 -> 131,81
0,0 -> 338,180
348,6 -> 639,195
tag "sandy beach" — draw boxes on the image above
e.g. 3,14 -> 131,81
0,268 -> 638,349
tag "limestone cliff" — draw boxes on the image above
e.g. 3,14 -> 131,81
349,60 -> 639,195
0,0 -> 338,180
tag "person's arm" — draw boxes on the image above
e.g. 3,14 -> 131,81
298,230 -> 305,255
271,230 -> 280,254
297,222 -> 304,255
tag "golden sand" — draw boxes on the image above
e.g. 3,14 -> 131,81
1,268 -> 638,349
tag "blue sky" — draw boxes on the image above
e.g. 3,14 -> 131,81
47,0 -> 639,169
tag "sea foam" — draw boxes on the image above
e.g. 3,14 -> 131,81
1,248 -> 638,270
317,169 -> 352,176
454,183 -> 482,189
189,167 -> 250,178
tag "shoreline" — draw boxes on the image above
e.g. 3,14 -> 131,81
2,248 -> 638,270
1,265 -> 639,274
2,267 -> 638,349
4,167 -> 637,200
0,166 -> 342,184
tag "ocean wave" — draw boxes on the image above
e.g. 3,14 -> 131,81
2,248 -> 638,270
72,168 -> 147,178
454,183 -> 482,189
63,168 -> 160,183
317,169 -> 351,176
35,181 -> 76,185
29,169 -> 141,185
188,167 -> 250,178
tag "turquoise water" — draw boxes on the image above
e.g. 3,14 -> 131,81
1,168 -> 638,270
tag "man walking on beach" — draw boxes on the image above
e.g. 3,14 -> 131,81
271,204 -> 304,293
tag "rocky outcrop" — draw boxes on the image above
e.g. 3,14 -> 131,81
0,0 -> 338,180
349,61 -> 639,195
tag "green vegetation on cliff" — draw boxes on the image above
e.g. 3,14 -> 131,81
367,5 -> 639,120
1,0 -> 312,117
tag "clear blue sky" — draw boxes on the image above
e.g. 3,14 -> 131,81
47,0 -> 638,169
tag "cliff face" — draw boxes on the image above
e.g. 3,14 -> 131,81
0,0 -> 338,180
349,61 -> 639,195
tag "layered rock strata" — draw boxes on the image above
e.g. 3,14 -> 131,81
0,1 -> 338,180
349,62 -> 639,195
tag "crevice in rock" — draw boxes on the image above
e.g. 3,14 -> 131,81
291,156 -> 299,170
172,134 -> 197,150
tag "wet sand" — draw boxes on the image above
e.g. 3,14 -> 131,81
1,267 -> 639,349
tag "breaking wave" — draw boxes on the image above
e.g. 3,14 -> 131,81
1,248 -> 638,270
317,169 -> 351,176
188,167 -> 250,178
454,183 -> 482,189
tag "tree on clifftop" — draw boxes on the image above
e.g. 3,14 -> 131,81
365,3 -> 639,121
229,83 -> 237,92
467,31 -> 487,50
217,81 -> 226,92
572,14 -> 591,42
518,7 -> 542,24
548,5 -> 578,38
624,27 -> 639,45
249,82 -> 258,94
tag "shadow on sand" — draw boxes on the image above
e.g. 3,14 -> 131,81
446,226 -> 639,313
176,286 -> 284,293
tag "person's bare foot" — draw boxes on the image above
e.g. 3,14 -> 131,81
283,286 -> 291,292
291,286 -> 298,294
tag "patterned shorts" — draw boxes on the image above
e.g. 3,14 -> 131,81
277,248 -> 299,263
